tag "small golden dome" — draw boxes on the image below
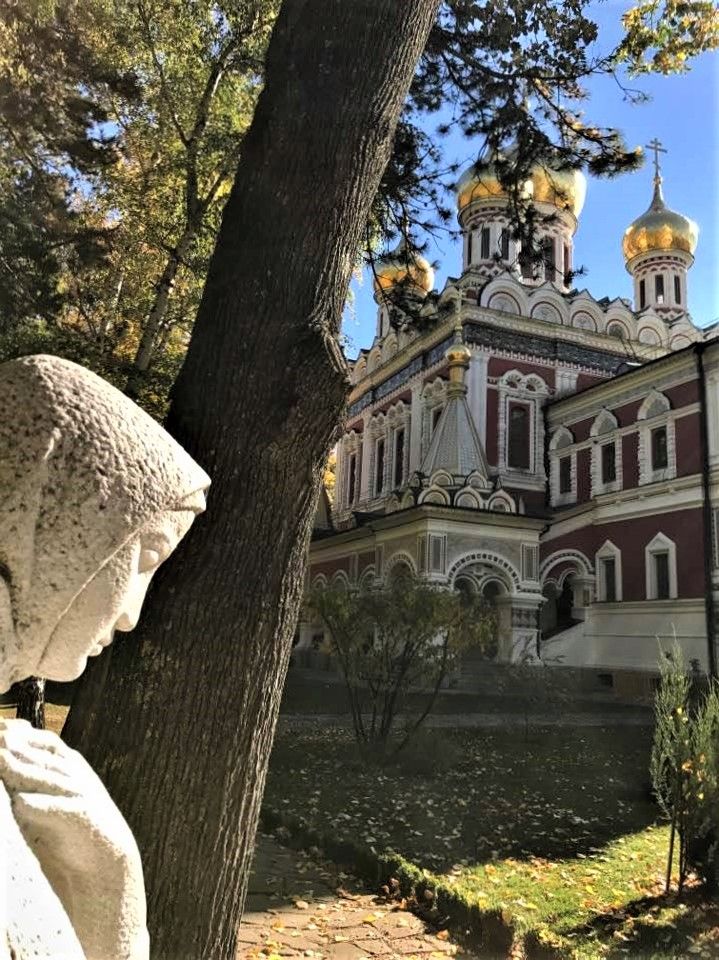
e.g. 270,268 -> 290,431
373,238 -> 434,297
622,180 -> 698,263
446,341 -> 471,364
531,165 -> 587,217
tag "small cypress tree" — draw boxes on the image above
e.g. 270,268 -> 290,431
651,646 -> 719,893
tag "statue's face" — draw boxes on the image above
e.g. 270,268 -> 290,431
36,505 -> 202,681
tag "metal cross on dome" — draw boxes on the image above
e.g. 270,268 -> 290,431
645,137 -> 667,181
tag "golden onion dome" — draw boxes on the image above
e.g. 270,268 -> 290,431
622,179 -> 698,263
456,156 -> 524,211
530,164 -> 587,218
456,152 -> 585,218
373,238 -> 434,297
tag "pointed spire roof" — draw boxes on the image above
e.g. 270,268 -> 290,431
420,306 -> 490,479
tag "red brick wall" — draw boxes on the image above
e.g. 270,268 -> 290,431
576,448 -> 591,503
622,433 -> 639,489
675,413 -> 702,477
542,507 -> 705,599
311,557 -> 351,579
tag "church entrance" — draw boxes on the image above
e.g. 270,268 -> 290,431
540,576 -> 577,640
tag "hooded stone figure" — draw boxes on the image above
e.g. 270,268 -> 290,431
0,355 -> 210,959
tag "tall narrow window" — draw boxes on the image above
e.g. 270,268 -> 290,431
375,438 -> 385,495
655,274 -> 665,304
652,426 -> 668,470
507,403 -> 531,470
500,228 -> 510,261
674,275 -> 681,305
639,279 -> 646,309
520,250 -> 533,279
542,237 -> 555,281
394,428 -> 405,488
654,552 -> 670,600
602,558 -> 617,602
559,456 -> 572,494
601,443 -> 616,484
563,243 -> 571,281
480,227 -> 490,259
467,232 -> 473,265
347,453 -> 356,504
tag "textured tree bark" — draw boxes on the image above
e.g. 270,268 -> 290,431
63,2 -> 440,958
14,677 -> 46,729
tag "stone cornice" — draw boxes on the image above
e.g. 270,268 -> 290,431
546,348 -> 698,424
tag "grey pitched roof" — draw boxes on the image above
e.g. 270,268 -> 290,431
420,385 -> 490,479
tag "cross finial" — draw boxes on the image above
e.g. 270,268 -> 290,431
645,138 -> 667,183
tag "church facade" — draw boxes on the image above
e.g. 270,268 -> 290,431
305,148 -> 719,686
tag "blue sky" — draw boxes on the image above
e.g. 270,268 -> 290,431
343,1 -> 718,358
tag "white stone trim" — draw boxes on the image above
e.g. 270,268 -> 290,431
549,426 -> 576,506
595,540 -> 622,602
447,550 -> 522,591
589,410 -> 622,497
497,370 -> 549,479
645,532 -> 678,600
637,391 -> 677,486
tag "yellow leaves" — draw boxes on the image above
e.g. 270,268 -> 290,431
435,930 -> 450,941
361,913 -> 381,924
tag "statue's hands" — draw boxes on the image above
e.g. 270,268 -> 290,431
0,719 -> 149,960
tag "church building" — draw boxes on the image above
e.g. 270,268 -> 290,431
305,143 -> 719,688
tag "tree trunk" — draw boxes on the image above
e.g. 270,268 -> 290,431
63,3 -> 440,959
129,227 -> 197,383
14,676 -> 46,729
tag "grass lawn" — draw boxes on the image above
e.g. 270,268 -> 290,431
265,722 -> 719,959
0,702 -> 67,734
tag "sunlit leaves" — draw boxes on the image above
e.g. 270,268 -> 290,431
616,0 -> 719,75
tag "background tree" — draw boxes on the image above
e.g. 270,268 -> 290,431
309,572 -> 494,759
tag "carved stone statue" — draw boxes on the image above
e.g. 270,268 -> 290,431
0,355 -> 210,959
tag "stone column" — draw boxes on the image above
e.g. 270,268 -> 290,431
467,353 -> 489,445
409,381 -> 423,472
506,596 -> 544,663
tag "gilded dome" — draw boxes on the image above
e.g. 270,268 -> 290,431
456,156 -> 526,211
531,165 -> 587,218
446,341 -> 471,364
373,238 -> 434,297
456,153 -> 585,218
622,180 -> 698,263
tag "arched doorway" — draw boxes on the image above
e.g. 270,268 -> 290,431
541,575 -> 577,640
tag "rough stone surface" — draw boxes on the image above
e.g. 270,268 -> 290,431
0,355 -> 210,960
238,834 -> 469,960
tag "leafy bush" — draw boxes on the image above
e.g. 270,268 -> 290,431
650,646 -> 719,893
308,572 -> 494,759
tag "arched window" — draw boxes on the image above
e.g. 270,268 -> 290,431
655,274 -> 665,304
639,279 -> 646,309
674,275 -> 681,305
500,228 -> 510,261
645,533 -> 678,600
480,226 -> 490,259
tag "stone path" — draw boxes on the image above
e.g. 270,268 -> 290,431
238,834 -> 467,960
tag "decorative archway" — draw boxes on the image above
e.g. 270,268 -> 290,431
447,550 -> 522,592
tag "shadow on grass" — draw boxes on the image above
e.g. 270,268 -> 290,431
566,888 -> 719,958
